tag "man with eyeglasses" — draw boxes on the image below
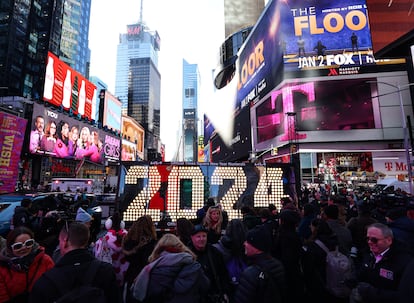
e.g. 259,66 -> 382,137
29,222 -> 122,303
350,222 -> 413,303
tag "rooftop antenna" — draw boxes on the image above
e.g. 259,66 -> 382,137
139,0 -> 143,24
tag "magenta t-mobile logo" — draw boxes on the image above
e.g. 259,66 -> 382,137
257,82 -> 315,141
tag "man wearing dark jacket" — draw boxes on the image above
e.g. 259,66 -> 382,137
352,223 -> 413,303
29,222 -> 121,303
234,225 -> 286,303
13,198 -> 34,229
189,224 -> 231,303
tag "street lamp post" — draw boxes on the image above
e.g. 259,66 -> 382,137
373,81 -> 414,195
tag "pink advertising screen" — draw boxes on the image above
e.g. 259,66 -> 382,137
0,113 -> 27,193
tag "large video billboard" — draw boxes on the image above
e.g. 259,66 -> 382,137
29,103 -> 120,163
0,113 -> 27,193
207,0 -> 406,162
281,0 -> 373,72
43,52 -> 97,121
102,90 -> 122,132
122,116 -> 145,160
251,77 -> 379,150
118,162 -> 296,222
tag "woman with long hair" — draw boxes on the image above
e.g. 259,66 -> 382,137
131,233 -> 209,303
203,205 -> 223,244
0,227 -> 54,302
122,215 -> 158,303
40,121 -> 57,153
54,120 -> 70,158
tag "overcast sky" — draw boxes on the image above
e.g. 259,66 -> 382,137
89,0 -> 225,160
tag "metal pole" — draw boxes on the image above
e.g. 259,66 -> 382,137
397,84 -> 413,195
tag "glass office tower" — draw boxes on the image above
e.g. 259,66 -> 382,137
60,0 -> 92,77
115,23 -> 161,160
182,59 -> 200,162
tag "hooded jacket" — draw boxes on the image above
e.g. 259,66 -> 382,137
132,251 -> 210,303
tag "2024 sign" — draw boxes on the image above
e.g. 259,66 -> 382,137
120,163 -> 295,222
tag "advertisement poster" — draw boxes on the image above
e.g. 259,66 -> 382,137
121,116 -> 145,160
280,0 -> 373,73
102,91 -> 122,132
0,113 -> 27,193
253,77 -> 375,148
43,52 -> 97,121
29,103 -> 120,163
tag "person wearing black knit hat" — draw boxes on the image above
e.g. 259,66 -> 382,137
234,225 -> 286,303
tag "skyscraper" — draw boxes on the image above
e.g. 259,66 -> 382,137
60,0 -> 92,77
182,59 -> 200,162
114,23 -> 161,161
0,0 -> 64,98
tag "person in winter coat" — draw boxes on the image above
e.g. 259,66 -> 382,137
203,206 -> 224,244
12,198 -> 35,230
351,223 -> 413,303
385,207 -> 414,255
301,218 -> 344,303
189,224 -> 231,302
213,218 -> 248,300
233,225 -> 286,303
94,212 -> 129,286
122,215 -> 158,303
131,233 -> 210,303
0,227 -> 54,303
29,221 -> 121,303
273,209 -> 306,303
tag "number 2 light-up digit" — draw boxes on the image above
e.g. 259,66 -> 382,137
123,165 -> 161,221
211,166 -> 247,220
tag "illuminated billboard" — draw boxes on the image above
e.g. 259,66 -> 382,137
43,52 -> 97,121
281,0 -> 373,72
122,115 -> 145,160
0,113 -> 27,193
207,0 -> 407,162
29,103 -> 120,163
251,76 -> 380,150
102,90 -> 122,132
118,162 -> 296,222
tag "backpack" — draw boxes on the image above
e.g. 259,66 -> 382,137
315,239 -> 353,298
47,260 -> 106,303
94,235 -> 112,264
254,265 -> 282,303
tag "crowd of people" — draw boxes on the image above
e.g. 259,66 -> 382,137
1,185 -> 414,302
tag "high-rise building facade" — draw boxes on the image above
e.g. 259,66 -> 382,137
115,23 -> 161,160
182,59 -> 200,162
60,0 -> 92,77
0,0 -> 64,98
